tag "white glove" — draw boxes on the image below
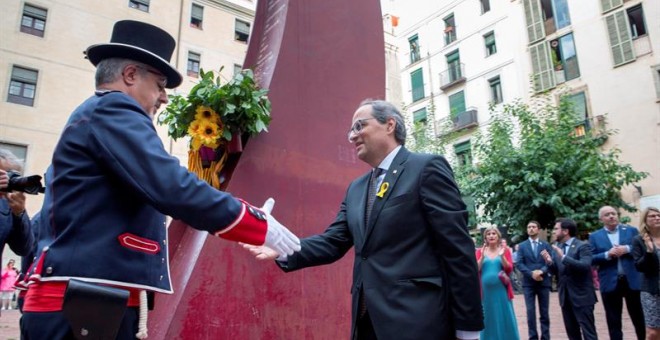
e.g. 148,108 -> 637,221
261,198 -> 301,256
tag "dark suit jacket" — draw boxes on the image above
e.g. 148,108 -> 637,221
589,225 -> 642,292
631,235 -> 659,295
516,238 -> 552,287
549,239 -> 597,308
278,147 -> 483,340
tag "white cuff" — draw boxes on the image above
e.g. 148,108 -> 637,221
455,330 -> 480,339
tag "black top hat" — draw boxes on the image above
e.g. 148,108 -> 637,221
85,20 -> 182,88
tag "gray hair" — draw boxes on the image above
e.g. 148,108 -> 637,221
0,148 -> 24,173
95,58 -> 137,87
359,99 -> 406,145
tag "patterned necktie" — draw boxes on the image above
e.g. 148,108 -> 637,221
365,168 -> 383,225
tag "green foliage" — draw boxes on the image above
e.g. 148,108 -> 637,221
157,68 -> 271,141
410,97 -> 647,234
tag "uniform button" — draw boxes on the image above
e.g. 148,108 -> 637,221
46,267 -> 53,274
42,246 -> 49,252
163,240 -> 167,245
162,258 -> 165,263
81,328 -> 89,336
160,275 -> 163,280
362,257 -> 367,260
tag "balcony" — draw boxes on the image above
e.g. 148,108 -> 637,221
440,63 -> 466,91
451,108 -> 478,131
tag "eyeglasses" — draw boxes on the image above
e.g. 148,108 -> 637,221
134,65 -> 167,91
347,118 -> 376,142
648,213 -> 660,219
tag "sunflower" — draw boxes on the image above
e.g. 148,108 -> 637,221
189,120 -> 221,149
194,106 -> 221,125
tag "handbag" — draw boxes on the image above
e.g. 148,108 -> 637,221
498,270 -> 511,286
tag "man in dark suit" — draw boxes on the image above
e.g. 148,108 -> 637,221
516,221 -> 552,340
244,99 -> 484,340
541,218 -> 597,340
589,205 -> 645,340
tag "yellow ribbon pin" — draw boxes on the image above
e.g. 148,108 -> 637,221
376,182 -> 389,198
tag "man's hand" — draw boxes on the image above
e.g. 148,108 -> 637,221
551,245 -> 564,258
531,270 -> 543,281
7,192 -> 26,216
608,246 -> 626,258
540,249 -> 553,264
0,169 -> 8,193
241,243 -> 280,260
261,198 -> 301,256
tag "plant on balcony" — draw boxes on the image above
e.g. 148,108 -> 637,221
158,68 -> 271,189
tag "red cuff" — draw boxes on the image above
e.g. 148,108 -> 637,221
215,199 -> 267,245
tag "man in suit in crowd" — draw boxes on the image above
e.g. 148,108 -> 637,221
589,205 -> 645,340
516,221 -> 552,340
244,99 -> 484,340
541,218 -> 598,340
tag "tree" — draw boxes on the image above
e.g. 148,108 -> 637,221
408,97 -> 647,237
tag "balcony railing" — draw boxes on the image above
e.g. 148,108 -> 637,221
440,63 -> 466,90
451,108 -> 478,130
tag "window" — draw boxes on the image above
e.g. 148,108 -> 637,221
652,65 -> 660,100
444,15 -> 457,45
484,32 -> 497,56
549,33 -> 580,84
233,64 -> 243,75
489,76 -> 503,104
7,66 -> 38,106
410,68 -> 425,102
627,5 -> 647,39
0,142 -> 27,167
21,4 -> 47,37
481,0 -> 491,14
413,107 -> 427,124
523,0 -> 571,42
187,52 -> 200,77
454,141 -> 472,167
191,4 -> 204,29
446,50 -> 462,83
409,35 -> 420,64
128,0 -> 149,12
235,19 -> 251,43
449,91 -> 466,117
563,92 -> 589,136
605,10 -> 635,66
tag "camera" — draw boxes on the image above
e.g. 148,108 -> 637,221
1,170 -> 44,195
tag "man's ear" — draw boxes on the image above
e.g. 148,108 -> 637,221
122,64 -> 140,86
386,117 -> 396,134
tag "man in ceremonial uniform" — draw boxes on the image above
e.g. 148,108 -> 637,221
20,20 -> 300,339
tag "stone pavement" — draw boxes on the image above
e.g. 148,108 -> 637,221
0,292 -> 640,339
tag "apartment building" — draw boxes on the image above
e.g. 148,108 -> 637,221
386,0 -> 659,221
1,0 -> 255,216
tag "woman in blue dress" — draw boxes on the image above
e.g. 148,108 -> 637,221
476,226 -> 520,340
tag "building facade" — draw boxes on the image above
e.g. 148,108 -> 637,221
386,0 -> 659,224
1,0 -> 256,217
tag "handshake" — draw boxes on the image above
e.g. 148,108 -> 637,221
254,198 -> 301,259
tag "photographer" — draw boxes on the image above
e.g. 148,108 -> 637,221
0,148 -> 34,313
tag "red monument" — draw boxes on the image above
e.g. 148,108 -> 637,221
149,0 -> 385,338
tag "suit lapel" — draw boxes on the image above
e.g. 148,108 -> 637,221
363,148 -> 409,243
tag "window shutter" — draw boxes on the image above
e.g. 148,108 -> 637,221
449,91 -> 466,114
24,5 -> 47,20
191,4 -> 203,20
485,33 -> 495,46
601,0 -> 623,14
523,0 -> 545,44
411,69 -> 425,102
605,11 -> 635,66
447,50 -> 460,63
454,140 -> 471,154
236,20 -> 250,34
12,66 -> 38,83
530,42 -> 555,92
134,0 -> 150,5
413,108 -> 427,122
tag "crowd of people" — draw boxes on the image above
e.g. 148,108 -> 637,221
479,206 -> 660,340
